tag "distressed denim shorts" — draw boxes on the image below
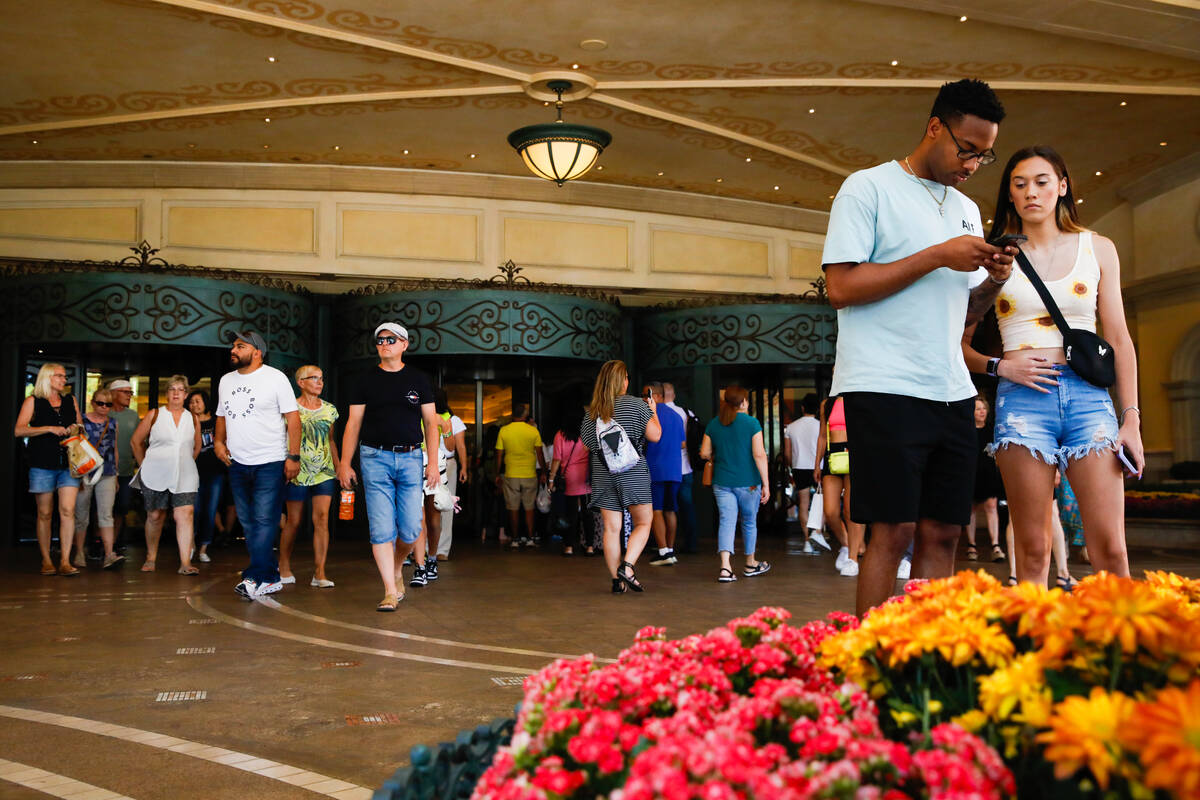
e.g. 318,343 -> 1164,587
988,364 -> 1118,470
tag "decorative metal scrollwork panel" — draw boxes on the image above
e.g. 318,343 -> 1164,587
636,304 -> 837,368
334,289 -> 622,361
0,273 -> 314,359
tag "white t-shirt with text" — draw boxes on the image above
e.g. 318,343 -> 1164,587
216,365 -> 299,465
822,160 -> 986,402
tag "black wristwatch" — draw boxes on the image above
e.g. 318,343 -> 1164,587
286,454 -> 301,462
986,357 -> 1001,377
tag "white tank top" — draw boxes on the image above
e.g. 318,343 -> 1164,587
139,408 -> 199,493
997,231 -> 1100,352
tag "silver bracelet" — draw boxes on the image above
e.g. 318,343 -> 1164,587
987,274 -> 1007,286
1120,406 -> 1140,423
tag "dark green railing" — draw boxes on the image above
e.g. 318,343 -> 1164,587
372,715 -> 516,800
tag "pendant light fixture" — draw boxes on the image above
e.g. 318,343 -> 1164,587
507,80 -> 611,186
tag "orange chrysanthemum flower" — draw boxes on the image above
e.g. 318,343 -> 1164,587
1038,687 -> 1135,789
1070,572 -> 1176,655
1119,680 -> 1200,798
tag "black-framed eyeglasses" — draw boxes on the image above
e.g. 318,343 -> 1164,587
93,400 -> 112,407
375,336 -> 399,346
936,117 -> 997,166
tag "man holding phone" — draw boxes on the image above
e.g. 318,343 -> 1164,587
822,79 -> 1017,616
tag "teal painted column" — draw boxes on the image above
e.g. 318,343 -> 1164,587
690,365 -> 716,546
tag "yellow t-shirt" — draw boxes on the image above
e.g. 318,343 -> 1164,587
496,420 -> 543,479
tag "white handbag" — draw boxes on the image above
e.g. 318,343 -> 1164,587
806,488 -> 824,532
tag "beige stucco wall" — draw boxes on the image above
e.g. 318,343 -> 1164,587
0,188 -> 827,295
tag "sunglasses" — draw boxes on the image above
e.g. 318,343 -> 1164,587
375,336 -> 399,346
93,400 -> 112,407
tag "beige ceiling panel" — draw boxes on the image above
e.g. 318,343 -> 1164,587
165,204 -> 316,253
789,245 -> 824,280
341,208 -> 479,262
0,204 -> 139,244
651,228 -> 770,277
503,216 -> 630,270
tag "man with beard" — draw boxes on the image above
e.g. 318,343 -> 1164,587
214,330 -> 300,600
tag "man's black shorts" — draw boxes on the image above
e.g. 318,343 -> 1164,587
841,392 -> 976,526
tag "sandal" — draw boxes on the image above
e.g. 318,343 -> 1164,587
1055,574 -> 1076,591
141,560 -> 156,572
617,561 -> 644,592
376,593 -> 401,612
611,578 -> 626,594
965,545 -> 978,561
1007,575 -> 1018,586
991,544 -> 1007,562
743,561 -> 771,578
718,567 -> 737,583
41,564 -> 57,576
57,565 -> 80,577
177,566 -> 199,576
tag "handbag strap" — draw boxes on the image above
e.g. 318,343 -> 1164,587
1013,249 -> 1072,337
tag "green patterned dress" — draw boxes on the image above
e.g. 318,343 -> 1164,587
293,399 -> 339,486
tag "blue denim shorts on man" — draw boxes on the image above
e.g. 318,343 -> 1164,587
359,446 -> 423,545
989,364 -> 1118,470
28,467 -> 79,494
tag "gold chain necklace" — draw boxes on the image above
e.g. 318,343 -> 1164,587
903,157 -> 948,217
1025,234 -> 1065,279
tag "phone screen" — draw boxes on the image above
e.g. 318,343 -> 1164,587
990,233 -> 1028,248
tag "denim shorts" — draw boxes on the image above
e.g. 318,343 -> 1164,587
28,467 -> 80,494
989,364 -> 1118,470
285,477 -> 338,503
359,446 -> 423,545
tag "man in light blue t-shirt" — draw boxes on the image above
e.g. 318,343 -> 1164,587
821,79 -> 1019,617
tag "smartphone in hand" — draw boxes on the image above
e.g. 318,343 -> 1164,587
1117,445 -> 1142,479
989,233 -> 1028,249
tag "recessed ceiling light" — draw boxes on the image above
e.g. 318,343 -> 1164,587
829,195 -> 835,199
716,178 -> 723,183
1119,101 -> 1127,107
264,117 -> 271,123
596,165 -> 603,170
262,144 -> 270,149
571,63 -> 580,69
187,143 -> 196,148
745,157 -> 752,163
333,145 -> 340,151
890,60 -> 898,66
403,149 -> 409,154
657,171 -> 664,176
986,218 -> 993,224
30,139 -> 38,144
1159,141 -> 1167,146
1076,198 -> 1083,204
469,153 -> 476,158
579,39 -> 607,51
808,108 -> 815,114
773,185 -> 780,190
1095,170 -> 1102,176
266,56 -> 276,63
959,15 -> 968,22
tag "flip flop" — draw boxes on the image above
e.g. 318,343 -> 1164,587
41,564 -> 57,576
58,565 -> 80,577
177,566 -> 200,576
141,560 -> 156,572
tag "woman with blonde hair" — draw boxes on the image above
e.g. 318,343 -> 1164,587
965,145 -> 1139,584
130,374 -> 201,573
72,387 -> 124,570
279,364 -> 339,588
580,360 -> 661,593
701,386 -> 771,582
14,363 -> 82,576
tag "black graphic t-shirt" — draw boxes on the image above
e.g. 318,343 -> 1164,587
347,364 -> 434,448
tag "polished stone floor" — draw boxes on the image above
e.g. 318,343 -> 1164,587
1,527 -> 1197,800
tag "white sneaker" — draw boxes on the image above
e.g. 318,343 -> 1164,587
198,552 -> 211,563
234,579 -> 257,601
255,580 -> 283,597
897,557 -> 912,581
311,577 -> 335,588
838,559 -> 859,577
835,546 -> 850,571
279,575 -> 297,585
799,540 -> 817,556
809,531 -> 832,551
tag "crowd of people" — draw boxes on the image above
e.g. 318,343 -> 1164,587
15,78 -> 1142,615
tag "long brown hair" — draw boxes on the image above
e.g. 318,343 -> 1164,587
988,145 -> 1087,240
718,386 -> 748,426
587,360 -> 627,422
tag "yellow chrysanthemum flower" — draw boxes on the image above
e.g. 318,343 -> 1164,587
1119,679 -> 1200,799
1037,687 -> 1135,790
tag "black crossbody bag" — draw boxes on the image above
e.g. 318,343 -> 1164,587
1013,249 -> 1115,388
